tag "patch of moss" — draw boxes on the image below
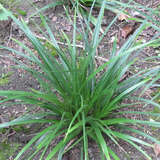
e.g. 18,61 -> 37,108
0,141 -> 20,160
44,41 -> 58,56
0,128 -> 8,134
76,34 -> 83,41
133,39 -> 143,47
37,37 -> 58,56
0,72 -> 12,86
150,107 -> 160,123
13,125 -> 30,133
151,88 -> 160,104
0,0 -> 19,9
152,107 -> 160,121
149,88 -> 160,131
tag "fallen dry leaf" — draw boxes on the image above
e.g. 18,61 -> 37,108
113,9 -> 130,21
154,143 -> 160,157
120,25 -> 134,39
118,13 -> 129,21
52,16 -> 57,22
63,25 -> 72,32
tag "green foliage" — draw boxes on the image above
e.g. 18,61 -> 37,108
13,125 -> 30,133
0,0 -> 20,9
76,34 -> 83,41
0,1 -> 160,160
0,142 -> 20,160
38,37 -> 58,57
0,72 -> 12,86
16,8 -> 27,16
44,41 -> 57,56
0,9 -> 9,20
152,88 -> 160,104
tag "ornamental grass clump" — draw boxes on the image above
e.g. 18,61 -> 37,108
0,1 -> 160,160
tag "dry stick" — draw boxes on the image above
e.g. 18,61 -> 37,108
0,35 -> 109,62
34,34 -> 109,62
7,130 -> 16,138
7,21 -> 13,46
64,137 -> 77,152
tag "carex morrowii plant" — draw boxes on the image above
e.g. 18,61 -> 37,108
0,1 -> 160,160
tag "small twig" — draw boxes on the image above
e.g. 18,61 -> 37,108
119,71 -> 130,82
35,34 -> 109,62
34,34 -> 84,48
95,56 -> 109,62
64,137 -> 77,152
0,55 -> 11,58
7,130 -> 16,138
57,40 -> 84,49
7,21 -> 13,46
139,60 -> 160,65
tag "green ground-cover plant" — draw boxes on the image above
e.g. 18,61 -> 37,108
0,0 -> 20,9
0,142 -> 20,160
0,0 -> 27,21
0,1 -> 160,160
0,72 -> 12,86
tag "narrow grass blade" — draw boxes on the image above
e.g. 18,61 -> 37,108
92,123 -> 111,160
